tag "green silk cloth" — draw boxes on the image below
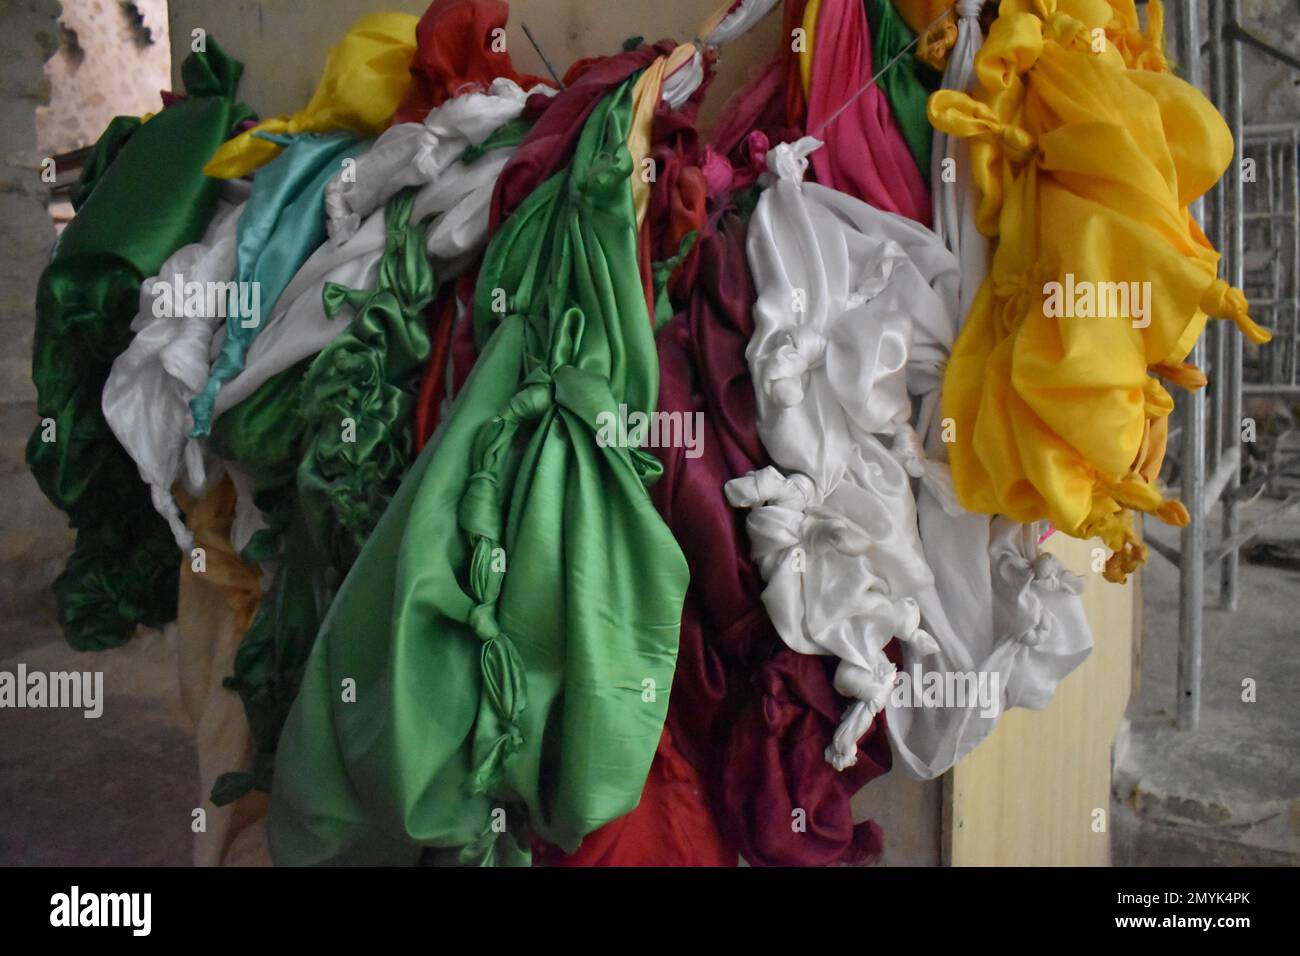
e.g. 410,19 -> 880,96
207,187 -> 437,805
190,132 -> 369,437
869,0 -> 935,176
268,77 -> 689,866
27,41 -> 254,650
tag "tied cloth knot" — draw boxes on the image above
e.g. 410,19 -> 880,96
928,92 -> 1037,164
766,136 -> 822,185
458,306 -> 595,794
827,595 -> 939,771
763,327 -> 827,406
1201,278 -> 1271,345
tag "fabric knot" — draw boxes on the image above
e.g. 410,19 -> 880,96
833,658 -> 897,712
957,0 -> 986,17
1019,616 -> 1052,648
468,601 -> 502,641
763,327 -> 827,406
1030,552 -> 1083,596
1200,278 -> 1270,345
1153,361 -> 1208,392
766,137 -> 822,184
928,93 -> 1037,164
724,466 -> 818,512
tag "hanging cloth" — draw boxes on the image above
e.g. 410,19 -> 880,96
268,78 -> 688,865
868,0 -> 935,175
928,0 -> 1269,582
202,12 -> 417,180
27,41 -> 253,651
801,0 -> 931,223
394,0 -> 550,124
190,133 -> 369,436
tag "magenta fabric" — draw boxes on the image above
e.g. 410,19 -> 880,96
805,0 -> 930,224
651,196 -> 893,867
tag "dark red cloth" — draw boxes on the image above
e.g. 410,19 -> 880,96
488,41 -> 673,232
649,206 -> 892,867
394,0 -> 549,125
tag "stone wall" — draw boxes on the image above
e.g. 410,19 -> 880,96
0,0 -> 70,623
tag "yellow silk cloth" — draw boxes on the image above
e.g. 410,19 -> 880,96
894,0 -> 959,70
799,0 -> 822,96
895,0 -> 1167,71
175,477 -> 270,866
628,43 -> 699,228
203,12 -> 418,180
928,0 -> 1269,583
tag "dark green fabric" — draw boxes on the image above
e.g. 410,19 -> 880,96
299,188 -> 437,580
26,40 -> 251,651
69,116 -> 141,212
869,0 -> 934,176
267,77 -> 689,867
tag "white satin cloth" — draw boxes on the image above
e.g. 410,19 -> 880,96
321,78 -> 551,247
732,135 -> 1093,778
728,137 -> 956,770
891,0 -> 1093,778
101,185 -> 249,550
209,80 -> 534,422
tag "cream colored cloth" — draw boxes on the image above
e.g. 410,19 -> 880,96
176,474 -> 271,867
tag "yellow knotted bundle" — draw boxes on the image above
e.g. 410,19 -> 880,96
203,11 -> 418,180
928,0 -> 1270,583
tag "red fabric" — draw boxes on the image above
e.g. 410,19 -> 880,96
532,727 -> 737,867
804,0 -> 930,224
394,0 -> 549,125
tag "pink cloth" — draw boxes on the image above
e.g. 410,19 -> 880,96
805,0 -> 930,224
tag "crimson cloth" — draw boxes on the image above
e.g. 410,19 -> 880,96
393,0 -> 549,125
804,0 -> 930,224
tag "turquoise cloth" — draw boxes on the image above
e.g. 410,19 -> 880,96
190,131 -> 368,435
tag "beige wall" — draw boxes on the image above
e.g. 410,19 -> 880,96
167,0 -> 784,132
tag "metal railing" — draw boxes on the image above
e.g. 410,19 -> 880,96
1164,0 -> 1300,731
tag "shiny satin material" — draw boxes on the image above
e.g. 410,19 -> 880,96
655,204 -> 893,865
928,0 -> 1269,582
488,43 -> 670,232
216,85 -> 529,422
297,188 -> 436,575
393,0 -> 550,125
802,0 -> 930,224
203,12 -> 418,180
731,137 -> 952,767
207,189 -> 442,806
869,0 -> 934,175
325,78 -> 549,247
27,42 -> 252,650
102,190 -> 247,551
191,133 -> 368,436
269,79 -> 688,865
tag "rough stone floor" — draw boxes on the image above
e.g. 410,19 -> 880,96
1114,497 -> 1300,865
